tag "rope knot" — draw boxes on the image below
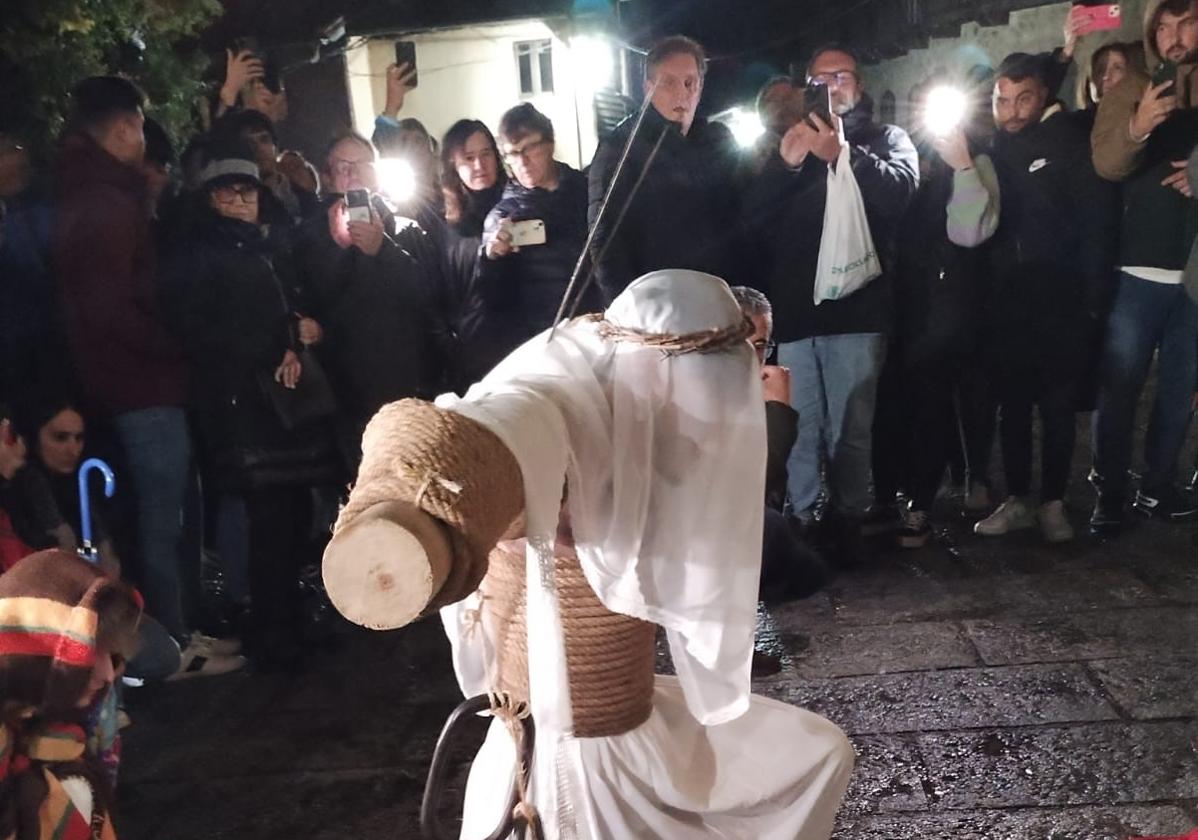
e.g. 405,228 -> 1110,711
395,459 -> 463,510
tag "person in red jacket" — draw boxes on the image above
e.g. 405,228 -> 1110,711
0,403 -> 32,572
52,77 -> 224,667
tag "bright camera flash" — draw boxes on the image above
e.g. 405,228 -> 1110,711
729,107 -> 766,149
924,86 -> 969,137
375,158 -> 417,203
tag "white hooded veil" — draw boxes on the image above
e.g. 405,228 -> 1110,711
438,269 -> 765,728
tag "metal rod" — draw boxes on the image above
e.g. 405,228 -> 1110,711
560,121 -> 671,322
549,80 -> 660,337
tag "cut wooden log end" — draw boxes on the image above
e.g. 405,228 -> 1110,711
322,500 -> 453,631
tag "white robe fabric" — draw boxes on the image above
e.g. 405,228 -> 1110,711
436,271 -> 854,839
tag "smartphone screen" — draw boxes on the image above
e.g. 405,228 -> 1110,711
395,41 -> 418,87
802,82 -> 833,129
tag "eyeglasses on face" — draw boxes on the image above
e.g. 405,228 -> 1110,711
502,139 -> 549,163
753,338 -> 777,357
808,71 -> 858,88
331,158 -> 376,177
212,183 -> 259,204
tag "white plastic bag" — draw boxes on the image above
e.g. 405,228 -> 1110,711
813,144 -> 882,304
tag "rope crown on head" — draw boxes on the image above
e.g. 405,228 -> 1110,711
580,313 -> 756,356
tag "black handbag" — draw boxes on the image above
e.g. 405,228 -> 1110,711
256,350 -> 338,432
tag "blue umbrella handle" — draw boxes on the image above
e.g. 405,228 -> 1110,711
78,458 -> 116,564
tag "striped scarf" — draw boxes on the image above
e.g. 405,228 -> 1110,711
0,551 -> 141,840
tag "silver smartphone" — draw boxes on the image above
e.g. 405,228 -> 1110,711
509,219 -> 546,247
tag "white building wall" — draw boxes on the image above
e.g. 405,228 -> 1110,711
345,20 -> 602,170
860,0 -> 1147,130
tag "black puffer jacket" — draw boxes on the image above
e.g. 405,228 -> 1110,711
293,197 -> 440,424
458,164 -> 596,388
742,95 -> 919,343
170,209 -> 330,490
588,106 -> 742,301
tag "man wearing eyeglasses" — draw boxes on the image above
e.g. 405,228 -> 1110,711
464,103 -> 596,384
290,131 -> 442,440
587,35 -> 742,302
743,44 -> 918,568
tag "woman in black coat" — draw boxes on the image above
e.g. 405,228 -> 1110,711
171,142 -> 338,669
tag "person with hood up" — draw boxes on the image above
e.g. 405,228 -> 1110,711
1089,0 -> 1198,534
0,550 -> 142,840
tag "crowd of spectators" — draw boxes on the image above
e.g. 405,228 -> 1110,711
0,1 -> 1197,829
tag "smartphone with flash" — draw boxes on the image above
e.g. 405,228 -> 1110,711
395,40 -> 418,87
346,189 -> 372,224
509,219 -> 546,247
1071,3 -> 1122,35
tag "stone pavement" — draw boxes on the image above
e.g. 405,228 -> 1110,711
119,499 -> 1198,839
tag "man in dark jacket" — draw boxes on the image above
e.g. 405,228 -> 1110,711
1090,0 -> 1198,533
53,77 -> 201,649
974,53 -> 1119,544
293,132 -> 441,439
742,44 -> 918,564
587,36 -> 741,302
465,104 -> 596,386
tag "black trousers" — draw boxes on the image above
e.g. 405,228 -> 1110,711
760,507 -> 826,601
245,486 -> 310,651
996,379 -> 1076,502
873,343 -> 995,511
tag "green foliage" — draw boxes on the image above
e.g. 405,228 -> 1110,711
0,0 -> 221,153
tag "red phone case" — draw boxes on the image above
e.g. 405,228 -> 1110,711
1072,3 -> 1122,34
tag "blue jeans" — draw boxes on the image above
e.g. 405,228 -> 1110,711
778,333 -> 887,518
125,614 -> 182,681
110,407 -> 197,641
1093,272 -> 1198,497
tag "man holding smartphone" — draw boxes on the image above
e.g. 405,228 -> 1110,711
741,44 -> 918,567
1089,0 -> 1198,533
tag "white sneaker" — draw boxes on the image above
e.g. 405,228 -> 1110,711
166,640 -> 247,681
974,496 -> 1036,536
1038,500 -> 1074,543
190,632 -> 242,657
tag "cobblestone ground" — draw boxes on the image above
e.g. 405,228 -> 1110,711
119,437 -> 1198,839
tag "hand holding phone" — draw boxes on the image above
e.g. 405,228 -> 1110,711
394,41 -> 418,88
1070,3 -> 1122,35
1131,75 -> 1180,140
508,219 -> 546,248
801,82 -> 833,130
345,189 -> 372,225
